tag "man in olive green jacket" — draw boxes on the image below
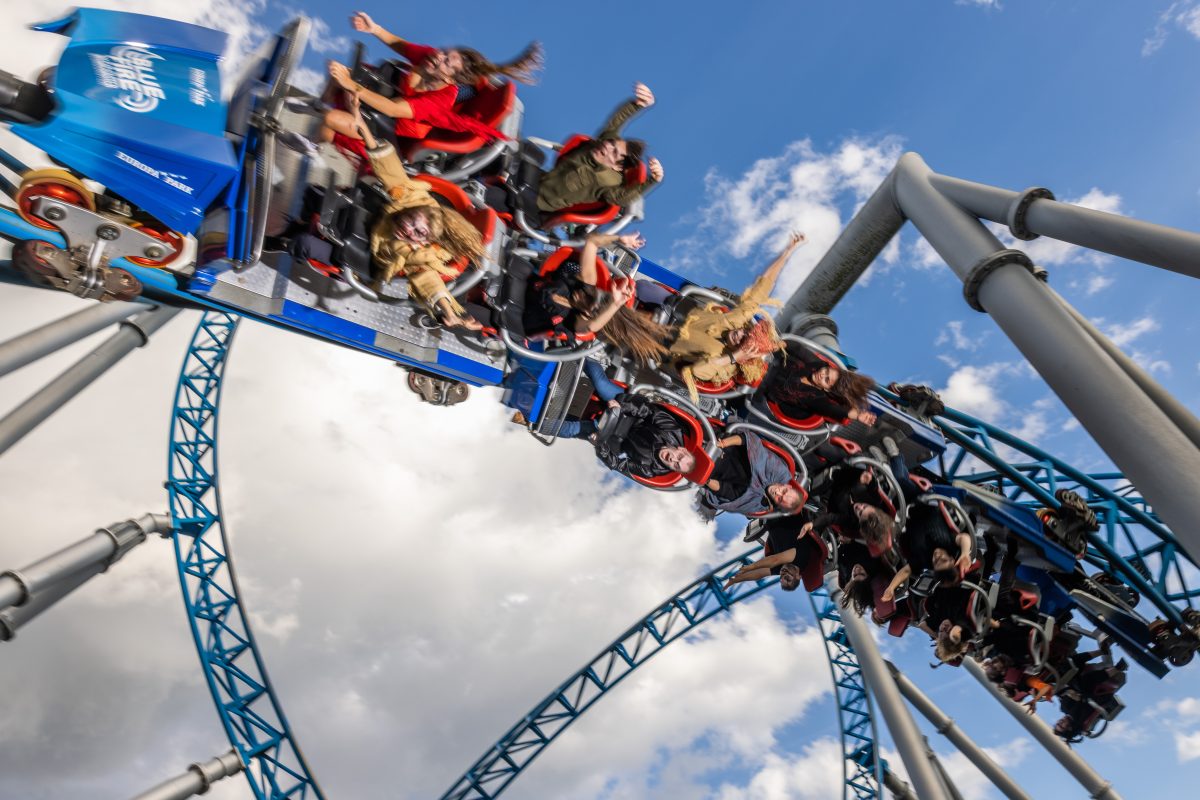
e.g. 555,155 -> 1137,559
536,82 -> 665,214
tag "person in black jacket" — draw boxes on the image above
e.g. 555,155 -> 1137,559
759,340 -> 878,425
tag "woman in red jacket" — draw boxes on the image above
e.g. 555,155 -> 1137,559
317,11 -> 542,160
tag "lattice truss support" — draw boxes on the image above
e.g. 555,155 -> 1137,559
925,396 -> 1200,628
441,556 -> 883,800
167,311 -> 324,800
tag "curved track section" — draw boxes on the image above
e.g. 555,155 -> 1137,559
920,394 -> 1200,625
808,586 -> 884,798
440,554 -> 882,800
167,311 -> 325,800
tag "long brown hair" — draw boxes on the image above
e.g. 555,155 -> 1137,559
454,42 -> 544,86
598,306 -> 671,365
834,369 -> 875,411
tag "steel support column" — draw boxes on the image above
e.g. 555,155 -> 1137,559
779,176 -> 906,321
0,300 -> 145,378
927,172 -> 1200,281
0,513 -> 171,611
893,152 -> 1200,565
1047,288 -> 1200,452
130,750 -> 243,800
963,658 -> 1121,800
0,305 -> 180,455
886,661 -> 1031,800
831,579 -> 950,800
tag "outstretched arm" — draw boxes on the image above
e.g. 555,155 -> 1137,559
351,11 -> 409,53
723,567 -> 772,589
579,278 -> 635,333
329,61 -> 414,119
577,232 -> 645,286
741,231 -> 807,306
598,82 -> 655,139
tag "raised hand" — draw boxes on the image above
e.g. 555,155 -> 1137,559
617,232 -> 646,250
787,230 -> 807,249
647,157 -> 664,182
350,11 -> 376,34
633,82 -> 655,108
328,60 -> 355,91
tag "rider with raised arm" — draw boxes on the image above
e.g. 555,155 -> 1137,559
698,431 -> 805,517
296,97 -> 486,329
669,232 -> 806,402
311,11 -> 541,159
534,83 -> 665,214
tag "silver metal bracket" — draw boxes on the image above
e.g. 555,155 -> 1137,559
1006,186 -> 1054,241
29,196 -> 178,263
962,249 -> 1037,312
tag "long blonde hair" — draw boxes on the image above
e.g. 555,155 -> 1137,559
600,306 -> 671,365
386,202 -> 485,266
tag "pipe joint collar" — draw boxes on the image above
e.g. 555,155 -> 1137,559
1006,186 -> 1054,241
963,249 -> 1036,312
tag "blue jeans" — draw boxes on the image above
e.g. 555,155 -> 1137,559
558,359 -> 622,439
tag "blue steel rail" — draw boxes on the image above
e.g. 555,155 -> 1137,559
809,586 -> 884,799
439,556 -> 883,800
915,393 -> 1200,626
166,311 -> 324,800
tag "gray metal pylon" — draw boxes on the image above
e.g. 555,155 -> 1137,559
963,657 -> 1122,800
886,660 -> 1032,800
129,750 -> 243,800
892,152 -> 1200,564
0,304 -> 180,456
0,300 -> 145,378
1046,287 -> 1200,452
829,579 -> 951,800
926,171 -> 1200,281
0,512 -> 172,612
882,768 -> 918,800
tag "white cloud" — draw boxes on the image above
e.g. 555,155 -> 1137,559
935,320 -> 978,351
938,362 -> 1016,421
672,136 -> 904,300
1102,315 -> 1159,348
1144,1 -> 1200,56
715,738 -> 844,800
956,0 -> 1002,7
1083,273 -> 1114,295
1176,730 -> 1200,762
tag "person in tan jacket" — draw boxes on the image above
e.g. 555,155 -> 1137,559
348,96 -> 485,330
669,231 -> 807,401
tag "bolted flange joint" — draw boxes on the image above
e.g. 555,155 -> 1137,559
962,249 -> 1038,312
1006,186 -> 1054,241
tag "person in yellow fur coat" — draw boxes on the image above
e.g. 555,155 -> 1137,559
669,231 -> 807,401
347,94 -> 485,330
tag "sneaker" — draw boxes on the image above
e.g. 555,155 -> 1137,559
882,435 -> 901,459
284,96 -> 330,116
277,130 -> 319,156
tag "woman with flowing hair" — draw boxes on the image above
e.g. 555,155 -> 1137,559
668,231 -> 807,402
310,11 -> 542,161
522,231 -> 671,366
761,340 -> 878,425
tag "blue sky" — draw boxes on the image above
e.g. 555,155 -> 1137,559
3,1 -> 1200,798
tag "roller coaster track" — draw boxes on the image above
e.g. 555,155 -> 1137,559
160,313 -> 1195,800
167,311 -> 324,800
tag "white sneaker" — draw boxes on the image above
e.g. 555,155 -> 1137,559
284,96 -> 329,116
277,130 -> 319,156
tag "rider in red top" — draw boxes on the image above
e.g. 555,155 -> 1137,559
317,12 -> 541,164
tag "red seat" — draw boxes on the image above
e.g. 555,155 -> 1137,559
401,81 -> 516,158
765,400 -> 841,431
541,135 -> 649,229
631,404 -> 715,489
